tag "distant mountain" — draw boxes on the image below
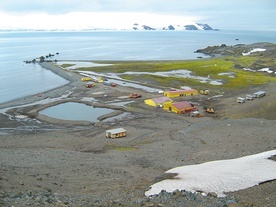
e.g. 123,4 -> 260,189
0,23 -> 218,31
132,23 -> 218,31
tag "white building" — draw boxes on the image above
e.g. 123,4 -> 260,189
106,128 -> 127,139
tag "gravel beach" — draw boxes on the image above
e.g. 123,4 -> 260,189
0,62 -> 275,207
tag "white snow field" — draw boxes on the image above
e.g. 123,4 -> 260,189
145,150 -> 276,197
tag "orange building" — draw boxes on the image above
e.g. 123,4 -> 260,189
163,101 -> 196,114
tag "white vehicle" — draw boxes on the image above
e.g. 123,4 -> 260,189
190,111 -> 199,117
254,91 -> 266,98
237,97 -> 245,103
246,95 -> 254,100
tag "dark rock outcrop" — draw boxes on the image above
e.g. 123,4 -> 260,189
184,25 -> 198,30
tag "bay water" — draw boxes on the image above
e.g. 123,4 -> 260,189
1,30 -> 276,104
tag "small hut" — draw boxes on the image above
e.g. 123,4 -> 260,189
106,128 -> 127,139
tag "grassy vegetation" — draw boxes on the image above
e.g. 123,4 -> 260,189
105,143 -> 137,151
121,74 -> 209,88
60,64 -> 75,68
79,56 -> 275,90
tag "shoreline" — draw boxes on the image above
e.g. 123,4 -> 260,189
1,60 -> 276,206
0,62 -> 82,110
2,40 -> 275,110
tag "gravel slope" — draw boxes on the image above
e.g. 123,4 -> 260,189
0,62 -> 275,207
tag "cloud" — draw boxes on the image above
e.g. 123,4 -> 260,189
0,11 -> 201,30
2,0 -> 274,15
0,0 -> 100,14
0,0 -> 275,30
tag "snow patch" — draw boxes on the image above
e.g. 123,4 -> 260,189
243,68 -> 256,72
145,150 -> 276,197
242,48 -> 266,56
14,115 -> 28,119
243,67 -> 274,74
218,72 -> 236,78
258,68 -> 274,73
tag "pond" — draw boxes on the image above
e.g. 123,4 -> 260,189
40,102 -> 115,122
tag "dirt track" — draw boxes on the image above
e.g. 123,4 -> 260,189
0,62 -> 275,207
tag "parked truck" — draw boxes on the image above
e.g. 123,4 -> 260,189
81,77 -> 92,82
129,93 -> 142,98
85,82 -> 95,88
237,97 -> 245,103
203,106 -> 215,113
246,95 -> 254,101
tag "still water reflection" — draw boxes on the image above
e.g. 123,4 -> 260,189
40,102 -> 114,122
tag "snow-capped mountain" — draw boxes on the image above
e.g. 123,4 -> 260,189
132,23 -> 218,31
0,23 -> 218,31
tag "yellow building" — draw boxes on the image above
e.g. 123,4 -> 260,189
163,101 -> 196,114
164,89 -> 198,98
144,97 -> 173,107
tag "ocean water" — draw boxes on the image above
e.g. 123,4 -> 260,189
1,30 -> 276,104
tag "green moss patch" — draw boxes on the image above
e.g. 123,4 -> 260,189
105,143 -> 137,151
79,56 -> 275,90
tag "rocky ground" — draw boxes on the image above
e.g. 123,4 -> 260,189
0,59 -> 275,207
195,42 -> 276,73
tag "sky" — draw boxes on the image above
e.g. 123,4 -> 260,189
0,0 -> 275,30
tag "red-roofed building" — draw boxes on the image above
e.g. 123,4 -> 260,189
164,89 -> 198,98
163,101 -> 196,114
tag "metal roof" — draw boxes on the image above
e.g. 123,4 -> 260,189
172,101 -> 193,109
165,89 -> 197,94
152,97 -> 172,104
254,91 -> 266,95
106,128 -> 126,134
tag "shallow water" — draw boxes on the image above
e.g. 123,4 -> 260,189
1,30 -> 276,103
40,102 -> 114,122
